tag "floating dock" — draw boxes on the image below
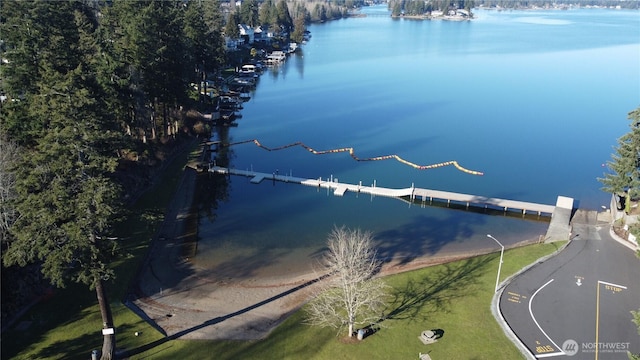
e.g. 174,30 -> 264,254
207,165 -> 566,218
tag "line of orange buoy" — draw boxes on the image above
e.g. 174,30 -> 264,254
219,139 -> 484,176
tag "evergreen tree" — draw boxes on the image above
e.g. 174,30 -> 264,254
201,0 -> 226,73
141,1 -> 187,138
180,0 -> 226,100
225,9 -> 241,40
1,2 -> 123,359
312,3 -> 327,22
292,2 -> 311,24
259,0 -> 277,29
392,1 -> 402,16
599,107 -> 640,213
239,0 -> 259,27
183,0 -> 211,102
291,15 -> 307,43
276,0 -> 293,32
99,0 -> 154,142
0,0 -> 80,145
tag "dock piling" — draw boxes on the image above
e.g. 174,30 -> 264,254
207,166 -> 557,217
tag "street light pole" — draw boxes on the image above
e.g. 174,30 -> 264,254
487,234 -> 505,293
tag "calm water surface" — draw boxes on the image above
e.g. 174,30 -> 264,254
193,6 -> 640,276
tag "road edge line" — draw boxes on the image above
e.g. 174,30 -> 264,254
491,240 -> 571,360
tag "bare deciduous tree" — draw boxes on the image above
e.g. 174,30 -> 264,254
305,226 -> 388,338
0,132 -> 20,243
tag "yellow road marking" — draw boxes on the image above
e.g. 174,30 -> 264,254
595,280 -> 627,360
595,282 -> 600,360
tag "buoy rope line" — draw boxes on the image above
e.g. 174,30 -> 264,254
219,139 -> 484,176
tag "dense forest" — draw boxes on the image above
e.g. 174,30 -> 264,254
0,0 -> 327,358
0,1 -> 230,357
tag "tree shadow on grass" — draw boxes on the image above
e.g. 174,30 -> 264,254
35,331 -> 99,360
383,255 -> 493,322
0,283 -> 102,360
31,321 -> 143,360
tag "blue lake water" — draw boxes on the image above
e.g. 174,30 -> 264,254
194,6 -> 640,276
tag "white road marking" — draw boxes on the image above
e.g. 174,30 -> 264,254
536,352 -> 566,358
597,280 -> 627,289
529,279 -> 566,358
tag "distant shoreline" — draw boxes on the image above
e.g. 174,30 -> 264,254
392,14 -> 472,21
365,3 -> 636,22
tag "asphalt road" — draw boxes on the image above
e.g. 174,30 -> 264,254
500,221 -> 640,359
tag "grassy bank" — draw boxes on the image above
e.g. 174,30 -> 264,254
122,241 -> 564,360
2,139 -> 565,359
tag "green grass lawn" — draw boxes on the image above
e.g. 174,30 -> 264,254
121,242 -> 564,360
1,143 -> 565,360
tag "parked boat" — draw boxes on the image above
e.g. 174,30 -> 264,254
219,95 -> 242,110
231,77 -> 255,86
266,51 -> 286,66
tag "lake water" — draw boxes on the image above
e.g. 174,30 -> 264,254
193,6 -> 640,277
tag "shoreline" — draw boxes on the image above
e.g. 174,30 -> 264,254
130,158 -> 543,340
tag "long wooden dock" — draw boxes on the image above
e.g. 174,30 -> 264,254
208,166 -> 559,217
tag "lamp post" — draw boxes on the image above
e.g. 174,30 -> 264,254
487,234 -> 504,293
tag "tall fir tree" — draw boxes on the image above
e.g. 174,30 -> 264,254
137,1 -> 187,139
259,0 -> 277,29
276,0 -> 293,31
96,0 -> 146,141
599,107 -> 640,213
225,8 -> 241,40
183,0 -> 212,102
1,2 -> 123,359
239,0 -> 260,27
202,0 -> 227,73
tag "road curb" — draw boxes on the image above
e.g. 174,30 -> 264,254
608,225 -> 639,252
491,240 -> 570,360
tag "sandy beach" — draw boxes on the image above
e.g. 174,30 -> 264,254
129,163 -> 323,340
